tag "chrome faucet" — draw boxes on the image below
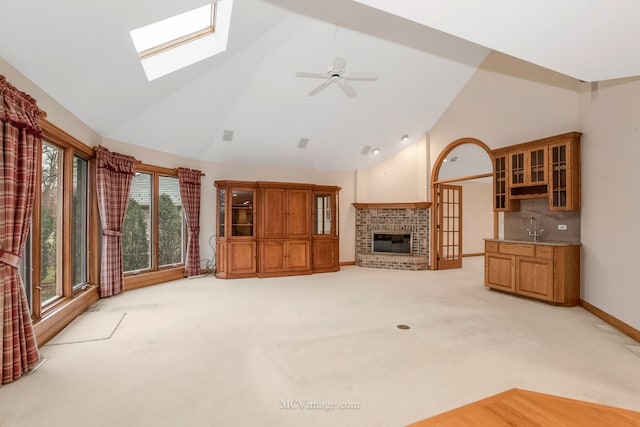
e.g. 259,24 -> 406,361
526,216 -> 544,242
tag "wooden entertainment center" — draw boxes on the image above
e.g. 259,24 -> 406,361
214,180 -> 340,279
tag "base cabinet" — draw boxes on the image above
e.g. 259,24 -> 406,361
484,240 -> 580,306
312,238 -> 339,273
485,252 -> 515,292
258,240 -> 311,277
516,256 -> 553,301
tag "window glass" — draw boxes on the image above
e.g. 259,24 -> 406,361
159,176 -> 184,266
72,156 -> 89,289
123,173 -> 152,272
41,142 -> 63,305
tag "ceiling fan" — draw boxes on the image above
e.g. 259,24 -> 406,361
296,57 -> 378,98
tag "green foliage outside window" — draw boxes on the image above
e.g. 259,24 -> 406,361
122,199 -> 149,272
159,193 -> 183,266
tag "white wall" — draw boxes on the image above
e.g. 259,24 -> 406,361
1,57 -> 102,147
430,51 -> 581,167
459,181 -> 493,254
579,77 -> 640,329
356,136 -> 428,202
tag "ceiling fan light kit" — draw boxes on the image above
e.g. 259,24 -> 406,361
296,56 -> 377,98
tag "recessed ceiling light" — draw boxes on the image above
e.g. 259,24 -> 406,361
401,134 -> 409,142
371,147 -> 381,155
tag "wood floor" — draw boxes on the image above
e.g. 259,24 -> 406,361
409,388 -> 640,426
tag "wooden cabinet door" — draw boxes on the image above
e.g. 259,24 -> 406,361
259,240 -> 310,274
528,146 -> 547,185
485,252 -> 515,292
259,240 -> 287,273
287,189 -> 310,239
216,241 -> 227,276
516,256 -> 553,301
510,151 -> 526,187
312,239 -> 338,272
260,188 -> 286,239
287,240 -> 311,271
548,140 -> 579,211
228,241 -> 256,275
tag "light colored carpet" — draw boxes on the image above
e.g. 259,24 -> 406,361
1,258 -> 639,426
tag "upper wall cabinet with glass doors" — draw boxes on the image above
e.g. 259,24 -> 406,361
491,132 -> 581,211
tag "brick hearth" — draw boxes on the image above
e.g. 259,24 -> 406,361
353,202 -> 430,270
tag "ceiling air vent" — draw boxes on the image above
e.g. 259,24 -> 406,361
298,138 -> 310,149
361,145 -> 372,155
222,129 -> 234,141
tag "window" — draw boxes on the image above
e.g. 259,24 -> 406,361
23,121 -> 96,321
123,166 -> 185,275
130,0 -> 234,80
40,142 -> 64,305
72,155 -> 89,290
159,176 -> 184,266
123,173 -> 152,273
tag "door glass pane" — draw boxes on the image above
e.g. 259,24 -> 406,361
315,195 -> 331,235
231,190 -> 253,236
72,156 -> 89,290
41,142 -> 63,305
159,176 -> 184,266
123,172 -> 152,272
218,189 -> 225,237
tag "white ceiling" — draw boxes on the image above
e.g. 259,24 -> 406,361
0,0 -> 636,171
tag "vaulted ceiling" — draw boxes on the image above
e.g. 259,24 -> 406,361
1,1 -> 637,171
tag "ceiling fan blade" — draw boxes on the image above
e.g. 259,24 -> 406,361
336,78 -> 357,98
332,56 -> 346,73
341,72 -> 378,81
308,78 -> 334,96
296,71 -> 329,79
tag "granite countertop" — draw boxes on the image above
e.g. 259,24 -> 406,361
484,238 -> 581,247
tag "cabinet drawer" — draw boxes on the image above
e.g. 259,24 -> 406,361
499,243 -> 535,257
535,245 -> 553,259
485,241 -> 499,253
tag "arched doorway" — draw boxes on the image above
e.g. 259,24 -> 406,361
431,138 -> 493,270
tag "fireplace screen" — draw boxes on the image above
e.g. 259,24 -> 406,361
372,232 -> 412,254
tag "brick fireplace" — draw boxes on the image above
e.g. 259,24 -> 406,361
353,202 -> 430,270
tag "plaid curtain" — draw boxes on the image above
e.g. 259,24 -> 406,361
0,76 -> 42,384
95,146 -> 137,297
177,168 -> 203,277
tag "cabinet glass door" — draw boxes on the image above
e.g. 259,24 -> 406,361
218,189 -> 225,237
231,189 -> 254,236
551,145 -> 567,208
314,194 -> 332,235
529,147 -> 546,184
511,152 -> 525,185
494,156 -> 507,210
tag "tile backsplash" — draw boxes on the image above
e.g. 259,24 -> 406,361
504,198 -> 580,243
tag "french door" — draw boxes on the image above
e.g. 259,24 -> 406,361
435,184 -> 462,269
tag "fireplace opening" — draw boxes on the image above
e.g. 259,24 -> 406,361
372,232 -> 412,254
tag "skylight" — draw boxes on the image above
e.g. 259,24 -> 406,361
130,0 -> 234,81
